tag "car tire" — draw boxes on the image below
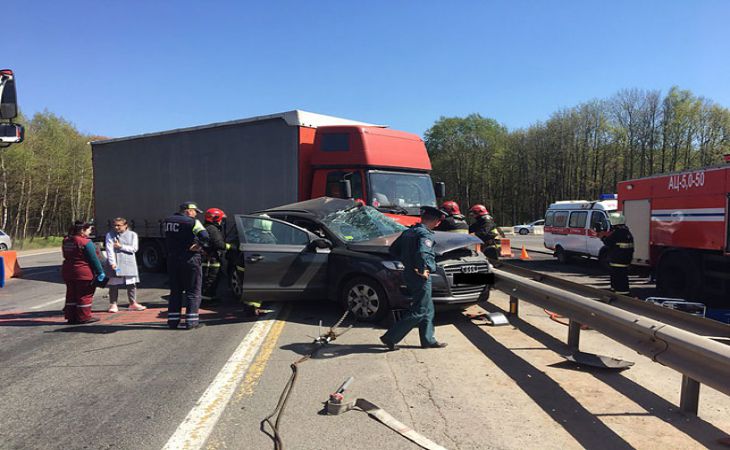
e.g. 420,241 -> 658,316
519,228 -> 529,235
228,267 -> 244,301
0,243 -> 7,251
139,240 -> 165,272
341,276 -> 389,322
555,246 -> 570,264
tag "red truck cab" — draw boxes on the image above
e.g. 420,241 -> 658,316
301,124 -> 437,225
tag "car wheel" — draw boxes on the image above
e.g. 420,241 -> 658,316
228,267 -> 244,301
0,243 -> 7,251
139,240 -> 165,272
519,228 -> 529,235
555,246 -> 570,264
342,276 -> 389,322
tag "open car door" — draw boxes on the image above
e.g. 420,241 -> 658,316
233,215 -> 330,301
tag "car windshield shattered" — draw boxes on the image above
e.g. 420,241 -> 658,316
321,205 -> 407,242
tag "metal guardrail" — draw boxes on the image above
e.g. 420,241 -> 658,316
491,267 -> 730,415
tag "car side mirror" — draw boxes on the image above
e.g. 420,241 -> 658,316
309,238 -> 332,250
434,182 -> 446,199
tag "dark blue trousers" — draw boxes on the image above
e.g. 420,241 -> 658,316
167,253 -> 202,328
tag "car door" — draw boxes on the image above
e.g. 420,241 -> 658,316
567,211 -> 589,254
587,211 -> 610,257
234,215 -> 330,301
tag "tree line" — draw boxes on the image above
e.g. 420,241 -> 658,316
1,111 -> 95,241
426,87 -> 730,225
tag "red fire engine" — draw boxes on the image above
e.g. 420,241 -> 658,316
617,164 -> 730,301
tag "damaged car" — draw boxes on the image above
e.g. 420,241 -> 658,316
226,197 -> 494,321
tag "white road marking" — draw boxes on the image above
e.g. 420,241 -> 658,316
162,306 -> 281,450
30,297 -> 66,310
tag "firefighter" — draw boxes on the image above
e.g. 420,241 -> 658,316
468,204 -> 505,259
163,201 -> 210,329
435,201 -> 469,233
602,212 -> 634,295
380,206 -> 448,351
202,207 -> 230,301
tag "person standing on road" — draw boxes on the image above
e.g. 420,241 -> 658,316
602,212 -> 634,295
435,201 -> 469,233
105,217 -> 146,313
201,207 -> 230,302
164,201 -> 210,330
380,206 -> 448,351
468,204 -> 505,259
62,221 -> 107,325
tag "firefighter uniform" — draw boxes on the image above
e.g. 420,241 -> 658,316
469,214 -> 501,259
602,225 -> 634,295
381,207 -> 446,349
164,203 -> 210,329
435,214 -> 469,233
202,221 -> 229,300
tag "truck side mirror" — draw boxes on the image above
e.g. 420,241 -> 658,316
0,70 -> 18,120
339,180 -> 352,199
0,123 -> 25,146
434,182 -> 446,199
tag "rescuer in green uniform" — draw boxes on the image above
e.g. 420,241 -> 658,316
380,206 -> 448,351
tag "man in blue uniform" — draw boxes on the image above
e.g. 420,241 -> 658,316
164,201 -> 210,329
380,206 -> 448,351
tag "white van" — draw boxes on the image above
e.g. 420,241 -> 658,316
543,198 -> 617,264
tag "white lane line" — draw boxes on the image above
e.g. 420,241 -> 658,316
162,306 -> 282,450
30,297 -> 66,310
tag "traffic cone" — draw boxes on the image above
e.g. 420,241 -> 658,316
520,245 -> 531,261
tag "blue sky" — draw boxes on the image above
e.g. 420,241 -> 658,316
7,1 -> 730,138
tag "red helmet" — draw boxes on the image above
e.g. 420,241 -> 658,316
204,207 -> 226,224
469,204 -> 489,216
441,201 -> 461,215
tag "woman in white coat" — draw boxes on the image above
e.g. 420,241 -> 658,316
105,217 -> 146,312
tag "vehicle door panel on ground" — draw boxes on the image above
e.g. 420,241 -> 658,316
235,215 -> 329,301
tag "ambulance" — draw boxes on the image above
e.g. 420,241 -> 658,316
543,195 -> 618,264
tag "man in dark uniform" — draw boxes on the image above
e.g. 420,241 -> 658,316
164,201 -> 210,329
201,207 -> 230,302
380,206 -> 448,351
435,201 -> 469,233
468,204 -> 504,259
602,212 -> 634,295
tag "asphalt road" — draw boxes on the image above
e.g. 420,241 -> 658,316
1,248 -> 729,450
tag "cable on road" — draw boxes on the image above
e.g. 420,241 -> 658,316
261,309 -> 352,450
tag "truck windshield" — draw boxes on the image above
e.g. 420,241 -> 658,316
321,205 -> 406,243
368,171 -> 437,215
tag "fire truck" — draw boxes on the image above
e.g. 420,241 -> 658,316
617,164 -> 730,302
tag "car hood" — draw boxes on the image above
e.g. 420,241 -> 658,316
348,231 -> 482,256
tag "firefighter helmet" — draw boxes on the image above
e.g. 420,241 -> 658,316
469,204 -> 489,216
608,212 -> 626,226
441,201 -> 461,215
204,208 -> 226,224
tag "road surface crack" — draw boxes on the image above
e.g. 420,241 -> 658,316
412,351 -> 461,450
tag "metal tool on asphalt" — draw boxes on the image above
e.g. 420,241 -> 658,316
325,377 -> 448,450
262,309 -> 352,450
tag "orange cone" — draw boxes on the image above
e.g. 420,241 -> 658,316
520,245 -> 531,261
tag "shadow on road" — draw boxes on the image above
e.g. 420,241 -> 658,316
476,301 -> 728,448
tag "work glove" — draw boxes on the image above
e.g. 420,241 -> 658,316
97,273 -> 107,283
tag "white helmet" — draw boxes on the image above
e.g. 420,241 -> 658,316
608,212 -> 626,226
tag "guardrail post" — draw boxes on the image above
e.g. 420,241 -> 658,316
509,295 -> 519,316
679,375 -> 700,415
567,320 -> 581,351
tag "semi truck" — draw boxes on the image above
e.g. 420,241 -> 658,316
91,110 -> 444,271
617,163 -> 730,302
0,69 -> 24,146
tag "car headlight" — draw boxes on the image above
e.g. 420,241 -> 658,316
382,261 -> 405,271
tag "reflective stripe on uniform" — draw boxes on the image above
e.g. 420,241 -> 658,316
609,263 -> 630,267
236,265 -> 245,272
193,219 -> 206,235
615,291 -> 630,295
616,243 -> 634,248
186,314 -> 199,318
202,262 -> 221,268
225,243 -> 232,250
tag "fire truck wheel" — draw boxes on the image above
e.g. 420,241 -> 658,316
657,252 -> 700,299
341,276 -> 389,322
555,246 -> 570,264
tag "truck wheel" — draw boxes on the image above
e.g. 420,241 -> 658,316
341,276 -> 389,322
555,246 -> 570,264
657,252 -> 700,299
139,240 -> 165,272
519,228 -> 529,235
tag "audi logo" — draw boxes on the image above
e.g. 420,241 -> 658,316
460,265 -> 479,274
